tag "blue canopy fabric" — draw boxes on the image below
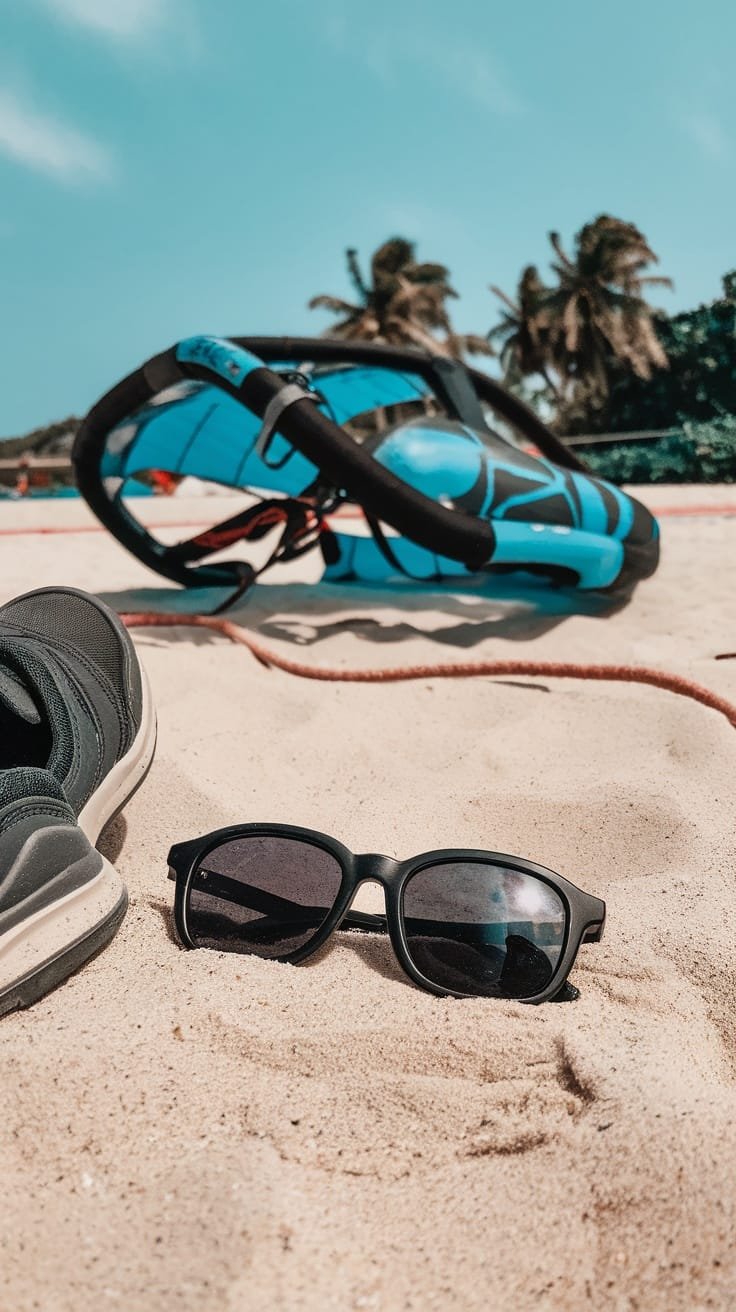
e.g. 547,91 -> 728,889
102,365 -> 429,495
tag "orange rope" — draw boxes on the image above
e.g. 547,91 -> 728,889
120,611 -> 736,730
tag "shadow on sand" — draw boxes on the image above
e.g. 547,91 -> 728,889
99,574 -> 632,655
147,890 -> 422,990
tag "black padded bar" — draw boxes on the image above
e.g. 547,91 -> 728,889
237,365 -> 495,569
73,334 -> 594,589
73,362 -> 239,587
235,337 -> 586,472
162,351 -> 496,569
75,344 -> 496,575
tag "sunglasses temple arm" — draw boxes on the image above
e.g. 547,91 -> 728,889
178,870 -> 573,944
338,908 -> 388,933
180,869 -> 567,941
188,868 -> 387,932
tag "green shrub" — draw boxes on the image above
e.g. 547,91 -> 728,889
579,415 -> 736,484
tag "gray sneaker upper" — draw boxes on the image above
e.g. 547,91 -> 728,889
0,587 -> 143,817
0,588 -> 153,1013
0,766 -> 91,934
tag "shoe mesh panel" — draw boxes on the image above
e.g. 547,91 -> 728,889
0,767 -> 67,809
0,591 -> 127,692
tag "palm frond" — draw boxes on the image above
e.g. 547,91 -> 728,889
637,275 -> 675,289
308,294 -> 361,314
388,316 -> 451,354
371,237 -> 416,283
409,261 -> 455,290
448,332 -> 495,358
561,294 -> 580,354
548,231 -> 573,269
489,284 -> 519,314
345,249 -> 369,303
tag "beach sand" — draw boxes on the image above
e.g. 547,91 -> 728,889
0,486 -> 734,1311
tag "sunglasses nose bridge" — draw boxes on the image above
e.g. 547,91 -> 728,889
355,853 -> 401,885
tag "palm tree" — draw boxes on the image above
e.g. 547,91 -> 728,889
489,216 -> 672,430
309,238 -> 492,358
544,216 -> 672,394
489,265 -> 561,401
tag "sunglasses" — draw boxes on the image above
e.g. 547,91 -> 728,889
167,825 -> 605,1003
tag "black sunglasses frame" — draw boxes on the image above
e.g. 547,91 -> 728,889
167,824 -> 606,1004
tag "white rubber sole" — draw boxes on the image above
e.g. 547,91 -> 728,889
78,668 -> 157,843
0,861 -> 126,1016
0,668 -> 157,1017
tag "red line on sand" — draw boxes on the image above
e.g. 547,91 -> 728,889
0,507 -> 362,537
0,502 -> 734,538
655,503 -> 736,517
0,521 -> 197,537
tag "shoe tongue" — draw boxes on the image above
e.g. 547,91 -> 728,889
0,666 -> 42,725
0,767 -> 66,808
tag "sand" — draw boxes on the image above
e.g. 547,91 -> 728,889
0,486 -> 734,1311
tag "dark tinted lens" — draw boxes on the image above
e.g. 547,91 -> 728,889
186,834 -> 344,958
402,862 -> 567,998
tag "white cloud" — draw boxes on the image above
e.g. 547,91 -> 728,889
412,33 -> 524,116
0,88 -> 113,183
322,9 -> 524,117
684,110 -> 729,162
33,0 -> 170,40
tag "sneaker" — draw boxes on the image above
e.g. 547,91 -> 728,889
0,586 -> 156,1016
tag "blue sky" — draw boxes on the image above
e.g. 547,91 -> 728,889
0,0 -> 734,435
